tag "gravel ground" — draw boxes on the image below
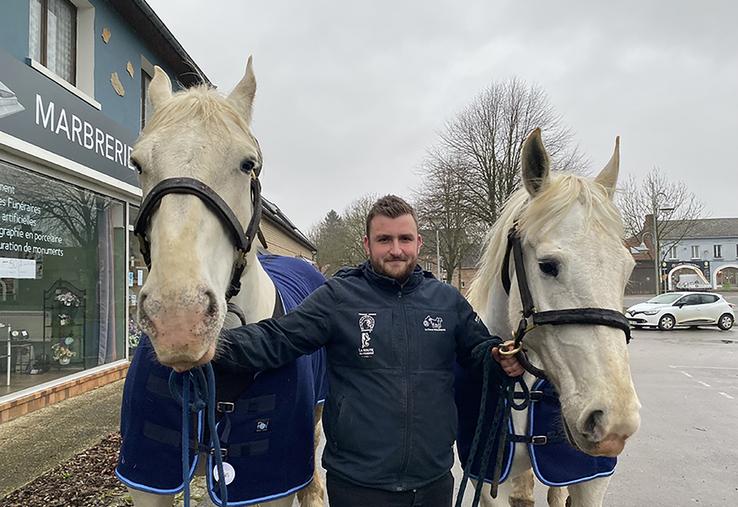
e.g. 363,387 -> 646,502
0,433 -> 132,507
0,431 -> 215,507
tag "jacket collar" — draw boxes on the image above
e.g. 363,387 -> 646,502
361,261 -> 426,293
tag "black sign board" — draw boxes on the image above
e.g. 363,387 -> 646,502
0,48 -> 140,187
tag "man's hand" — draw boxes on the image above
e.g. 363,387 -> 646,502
491,347 -> 525,377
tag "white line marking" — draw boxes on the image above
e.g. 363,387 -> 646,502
697,381 -> 711,387
719,392 -> 734,400
680,371 -> 693,378
669,365 -> 738,371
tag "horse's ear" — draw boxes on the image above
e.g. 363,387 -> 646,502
149,66 -> 173,111
521,128 -> 550,196
227,56 -> 257,124
594,137 -> 620,199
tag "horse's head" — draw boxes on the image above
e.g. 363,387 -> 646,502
471,129 -> 640,457
132,58 -> 262,371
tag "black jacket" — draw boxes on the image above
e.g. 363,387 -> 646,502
217,261 -> 503,491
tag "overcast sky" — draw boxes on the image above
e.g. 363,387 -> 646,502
146,0 -> 738,234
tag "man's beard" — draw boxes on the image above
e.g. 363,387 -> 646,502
370,256 -> 417,281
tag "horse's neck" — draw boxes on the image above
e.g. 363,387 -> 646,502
481,276 -> 513,339
483,276 -> 542,383
224,255 -> 276,329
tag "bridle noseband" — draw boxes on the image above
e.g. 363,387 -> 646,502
499,225 -> 632,379
134,174 -> 263,301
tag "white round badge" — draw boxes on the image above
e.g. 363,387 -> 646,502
212,462 -> 236,485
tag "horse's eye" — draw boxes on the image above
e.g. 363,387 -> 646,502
240,159 -> 256,173
131,159 -> 143,174
539,261 -> 559,277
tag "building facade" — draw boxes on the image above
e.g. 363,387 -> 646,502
0,0 -> 314,423
658,218 -> 738,291
626,217 -> 738,294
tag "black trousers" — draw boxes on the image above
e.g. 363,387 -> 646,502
326,472 -> 454,507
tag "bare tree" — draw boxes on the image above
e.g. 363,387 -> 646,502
618,167 -> 705,267
414,147 -> 482,283
438,77 -> 586,227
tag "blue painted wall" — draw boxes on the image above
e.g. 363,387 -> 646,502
93,0 -> 181,135
0,0 -> 183,137
0,0 -> 30,61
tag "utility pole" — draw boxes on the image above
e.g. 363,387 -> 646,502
652,197 -> 675,295
652,210 -> 660,295
436,229 -> 442,281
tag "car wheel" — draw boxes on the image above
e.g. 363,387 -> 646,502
658,314 -> 675,331
718,314 -> 734,331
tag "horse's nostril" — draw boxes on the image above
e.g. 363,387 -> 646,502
583,410 -> 604,440
204,289 -> 219,317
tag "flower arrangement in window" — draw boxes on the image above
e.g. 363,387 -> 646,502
51,342 -> 76,365
55,291 -> 81,307
128,318 -> 142,348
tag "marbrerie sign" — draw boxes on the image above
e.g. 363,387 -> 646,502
0,48 -> 140,187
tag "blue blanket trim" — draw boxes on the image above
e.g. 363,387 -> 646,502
527,379 -> 616,487
116,411 -> 204,494
455,367 -> 617,487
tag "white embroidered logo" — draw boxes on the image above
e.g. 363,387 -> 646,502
358,313 -> 376,357
423,315 -> 446,332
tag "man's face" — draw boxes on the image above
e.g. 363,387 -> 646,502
363,214 -> 423,281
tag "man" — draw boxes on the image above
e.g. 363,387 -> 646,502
216,195 -> 522,506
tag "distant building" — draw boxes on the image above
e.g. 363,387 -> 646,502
419,247 -> 480,296
626,216 -> 738,294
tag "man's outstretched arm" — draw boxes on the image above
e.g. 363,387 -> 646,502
214,283 -> 335,373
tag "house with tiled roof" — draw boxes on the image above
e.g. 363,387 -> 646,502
626,217 -> 738,294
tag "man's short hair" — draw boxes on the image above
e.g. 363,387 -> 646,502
365,195 -> 419,236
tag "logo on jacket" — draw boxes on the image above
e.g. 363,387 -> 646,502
358,313 -> 376,357
423,315 -> 446,332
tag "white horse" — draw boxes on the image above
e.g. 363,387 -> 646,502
123,59 -> 324,507
465,129 -> 641,506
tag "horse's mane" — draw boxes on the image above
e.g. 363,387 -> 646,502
143,85 -> 253,138
467,173 -> 624,311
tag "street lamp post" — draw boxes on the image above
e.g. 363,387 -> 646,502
652,203 -> 675,295
436,229 -> 442,281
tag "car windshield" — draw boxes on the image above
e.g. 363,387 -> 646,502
647,293 -> 683,304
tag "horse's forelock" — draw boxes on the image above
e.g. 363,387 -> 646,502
143,85 -> 253,139
467,173 -> 624,312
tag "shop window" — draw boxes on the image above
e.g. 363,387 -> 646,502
127,205 -> 147,356
0,160 -> 125,396
29,0 -> 77,85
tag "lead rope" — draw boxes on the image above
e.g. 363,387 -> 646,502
169,363 -> 229,507
455,351 -> 528,507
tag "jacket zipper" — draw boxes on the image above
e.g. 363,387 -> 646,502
398,289 -> 412,487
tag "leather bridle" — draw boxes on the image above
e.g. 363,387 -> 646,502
499,225 -> 632,380
134,174 -> 263,301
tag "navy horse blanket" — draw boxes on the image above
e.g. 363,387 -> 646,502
117,255 -> 327,506
455,366 -> 616,487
